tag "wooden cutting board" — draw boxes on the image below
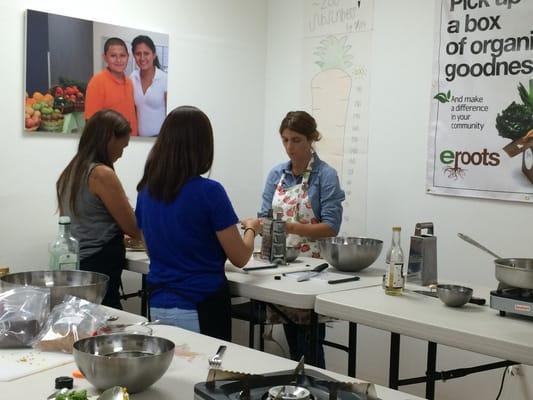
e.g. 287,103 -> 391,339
0,348 -> 73,381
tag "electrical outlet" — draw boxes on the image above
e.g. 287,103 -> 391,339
507,365 -> 522,377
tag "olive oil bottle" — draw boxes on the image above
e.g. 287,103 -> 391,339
384,227 -> 405,296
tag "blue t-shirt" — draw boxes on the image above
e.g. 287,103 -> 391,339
135,176 -> 239,309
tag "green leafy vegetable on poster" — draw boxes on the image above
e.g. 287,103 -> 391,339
496,80 -> 533,141
434,90 -> 451,103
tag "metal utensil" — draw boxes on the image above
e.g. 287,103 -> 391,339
318,237 -> 383,272
296,263 -> 329,282
73,334 -> 174,393
98,386 -> 129,400
414,289 -> 486,305
457,233 -> 502,258
0,270 -> 108,309
458,233 -> 533,289
208,345 -> 227,369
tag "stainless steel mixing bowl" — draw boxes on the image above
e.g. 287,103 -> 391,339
436,284 -> 473,307
0,270 -> 108,309
73,334 -> 174,393
318,237 -> 383,272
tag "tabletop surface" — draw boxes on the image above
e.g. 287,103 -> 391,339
126,252 -> 385,309
314,284 -> 533,365
1,322 -> 424,399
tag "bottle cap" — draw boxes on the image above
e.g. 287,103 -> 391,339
58,216 -> 71,225
55,376 -> 73,389
392,226 -> 401,231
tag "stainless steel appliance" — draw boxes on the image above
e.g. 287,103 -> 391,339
260,210 -> 287,265
407,222 -> 437,286
194,366 -> 379,400
490,286 -> 533,318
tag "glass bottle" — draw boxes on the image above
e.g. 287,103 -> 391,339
49,216 -> 80,271
384,226 -> 405,296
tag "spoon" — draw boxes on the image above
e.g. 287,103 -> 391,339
98,386 -> 129,400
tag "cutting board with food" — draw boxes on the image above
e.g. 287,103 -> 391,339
0,348 -> 73,381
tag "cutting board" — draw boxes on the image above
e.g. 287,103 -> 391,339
0,348 -> 73,381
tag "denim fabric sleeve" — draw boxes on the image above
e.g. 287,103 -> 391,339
317,167 -> 345,234
260,168 -> 281,214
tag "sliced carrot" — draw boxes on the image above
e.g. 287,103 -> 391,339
72,370 -> 84,378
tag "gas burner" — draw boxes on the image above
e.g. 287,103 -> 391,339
266,385 -> 311,400
194,369 -> 378,400
490,288 -> 533,318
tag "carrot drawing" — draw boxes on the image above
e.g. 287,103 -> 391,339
311,35 -> 353,174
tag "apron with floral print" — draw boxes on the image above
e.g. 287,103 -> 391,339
267,155 -> 324,325
271,155 -> 320,258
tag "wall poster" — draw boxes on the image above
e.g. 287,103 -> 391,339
427,0 -> 533,202
24,10 -> 169,137
302,0 -> 374,235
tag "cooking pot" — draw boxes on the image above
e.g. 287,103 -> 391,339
458,233 -> 533,289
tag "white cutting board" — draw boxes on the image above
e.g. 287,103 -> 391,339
0,348 -> 73,381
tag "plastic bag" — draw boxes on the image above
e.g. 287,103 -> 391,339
0,286 -> 50,348
34,295 -> 109,353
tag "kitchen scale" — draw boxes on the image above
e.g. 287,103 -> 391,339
490,286 -> 533,318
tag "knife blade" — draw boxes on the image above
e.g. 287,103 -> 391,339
296,263 -> 329,282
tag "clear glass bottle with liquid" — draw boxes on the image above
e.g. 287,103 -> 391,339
384,226 -> 405,296
49,216 -> 79,271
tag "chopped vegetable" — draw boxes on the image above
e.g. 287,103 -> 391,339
55,389 -> 88,400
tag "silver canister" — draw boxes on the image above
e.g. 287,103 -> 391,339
407,222 -> 438,286
270,213 -> 287,265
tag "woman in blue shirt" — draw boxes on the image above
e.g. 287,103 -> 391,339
261,110 -> 345,367
136,105 -> 260,340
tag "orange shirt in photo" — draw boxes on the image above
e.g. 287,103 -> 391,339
84,69 -> 138,135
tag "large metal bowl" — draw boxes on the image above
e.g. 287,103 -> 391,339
73,334 -> 174,393
318,237 -> 383,272
0,270 -> 108,309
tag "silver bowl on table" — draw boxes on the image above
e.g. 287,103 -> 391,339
436,284 -> 473,307
0,270 -> 108,309
318,237 -> 383,272
73,334 -> 174,393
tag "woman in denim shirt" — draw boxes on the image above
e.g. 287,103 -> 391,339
260,110 -> 345,367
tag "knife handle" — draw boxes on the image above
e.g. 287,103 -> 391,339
313,262 -> 329,272
469,297 -> 486,305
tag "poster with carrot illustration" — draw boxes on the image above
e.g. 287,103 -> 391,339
302,0 -> 374,235
427,0 -> 533,203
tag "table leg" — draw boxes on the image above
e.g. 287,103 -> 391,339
389,332 -> 400,389
309,311 -> 319,366
249,300 -> 256,349
141,274 -> 148,318
348,322 -> 358,377
426,341 -> 437,400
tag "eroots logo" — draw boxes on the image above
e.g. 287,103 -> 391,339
440,148 -> 500,179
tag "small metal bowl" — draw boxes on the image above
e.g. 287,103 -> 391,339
436,284 -> 473,307
285,246 -> 299,263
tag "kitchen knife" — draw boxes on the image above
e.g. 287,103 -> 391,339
296,263 -> 329,282
414,290 -> 486,305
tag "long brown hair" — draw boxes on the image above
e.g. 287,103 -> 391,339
56,109 -> 131,215
137,106 -> 214,202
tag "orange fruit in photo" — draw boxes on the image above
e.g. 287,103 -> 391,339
32,92 -> 44,102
